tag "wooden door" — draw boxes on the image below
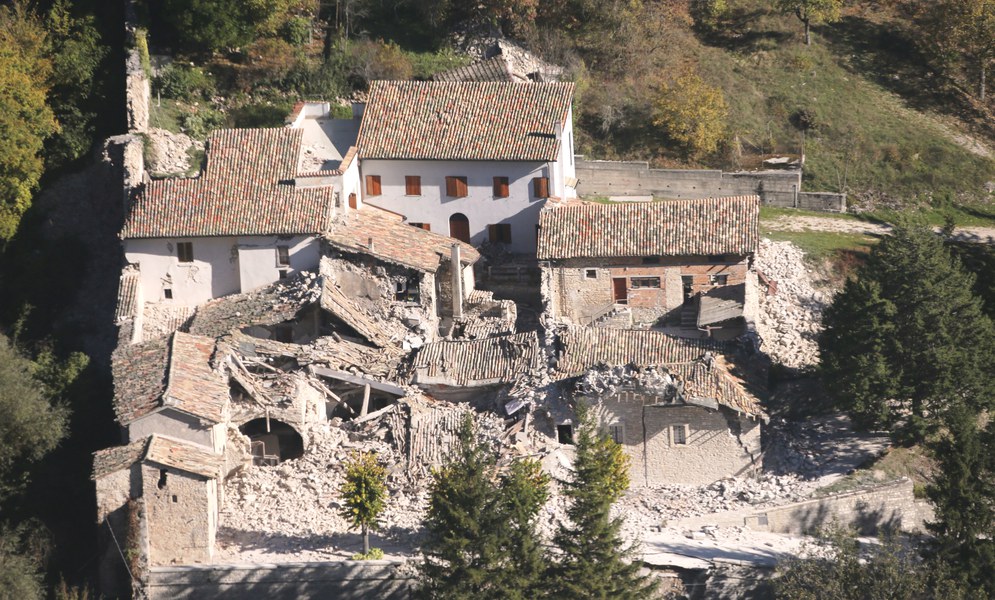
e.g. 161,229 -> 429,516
612,277 -> 628,304
348,193 -> 357,209
449,213 -> 471,244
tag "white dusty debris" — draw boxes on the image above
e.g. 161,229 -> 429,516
145,127 -> 203,175
755,239 -> 831,369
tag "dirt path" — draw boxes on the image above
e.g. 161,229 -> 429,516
763,215 -> 995,244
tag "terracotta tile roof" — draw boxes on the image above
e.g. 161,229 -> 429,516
537,196 -> 760,259
145,434 -> 224,479
324,206 -> 480,273
92,438 -> 148,479
115,267 -> 141,322
186,275 -> 320,339
358,81 -> 574,161
433,57 -> 515,82
122,128 -> 335,238
320,275 -> 395,348
411,332 -> 542,386
666,362 -> 763,417
554,326 -> 729,377
112,336 -> 171,425
92,434 -> 223,480
163,332 -> 227,423
111,332 -> 226,425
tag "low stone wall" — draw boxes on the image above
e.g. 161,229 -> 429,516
575,159 -> 846,212
745,478 -> 923,535
148,560 -> 415,599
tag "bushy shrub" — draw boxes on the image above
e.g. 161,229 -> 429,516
180,107 -> 225,139
652,72 -> 729,159
281,16 -> 311,46
156,63 -> 216,101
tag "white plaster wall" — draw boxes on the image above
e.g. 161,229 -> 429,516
557,107 -> 577,199
361,159 -> 550,254
125,235 -> 320,307
129,409 -> 215,448
237,235 -> 319,293
340,151 -> 362,211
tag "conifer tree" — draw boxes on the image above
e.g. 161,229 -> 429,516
926,406 -> 995,594
820,224 -> 995,442
419,414 -> 504,599
492,458 -> 551,600
552,407 -> 657,600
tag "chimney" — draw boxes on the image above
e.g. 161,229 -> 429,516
554,121 -> 563,140
368,237 -> 375,253
451,243 -> 463,318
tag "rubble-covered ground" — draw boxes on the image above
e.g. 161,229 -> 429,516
755,239 -> 832,369
214,238 -> 890,564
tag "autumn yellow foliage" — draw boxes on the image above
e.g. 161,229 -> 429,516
652,72 -> 728,160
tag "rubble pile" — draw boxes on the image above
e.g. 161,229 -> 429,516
145,128 -> 203,175
755,239 -> 831,369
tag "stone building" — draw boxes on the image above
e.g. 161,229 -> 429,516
93,434 -> 224,592
357,80 -> 577,253
537,196 -> 760,334
553,326 -> 765,486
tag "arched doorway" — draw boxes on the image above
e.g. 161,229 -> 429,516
239,418 -> 304,465
449,213 -> 470,244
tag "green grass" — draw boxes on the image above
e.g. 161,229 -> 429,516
761,229 -> 876,262
759,206 -> 874,222
147,99 -> 186,134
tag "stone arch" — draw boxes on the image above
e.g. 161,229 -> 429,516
239,418 -> 304,464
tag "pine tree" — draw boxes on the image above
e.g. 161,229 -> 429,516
492,458 -> 551,600
339,451 -> 387,557
820,224 -> 995,442
419,414 -> 505,599
926,407 -> 995,595
551,407 -> 657,600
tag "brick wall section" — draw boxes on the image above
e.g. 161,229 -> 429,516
588,392 -> 762,486
142,464 -> 215,565
745,479 -> 924,535
148,561 -> 414,599
575,160 -> 845,212
547,256 -> 748,325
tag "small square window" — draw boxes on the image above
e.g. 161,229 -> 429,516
672,424 -> 688,445
709,274 -> 728,285
276,245 -> 290,267
171,495 -> 178,503
585,269 -> 597,279
365,175 -> 382,196
557,424 -> 574,445
630,277 -> 661,289
163,288 -> 173,300
405,175 -> 421,196
493,176 -> 509,198
446,176 -> 468,198
176,242 -> 193,263
488,223 -> 512,244
278,269 -> 289,280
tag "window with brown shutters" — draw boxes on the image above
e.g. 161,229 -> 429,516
532,176 -> 549,199
409,222 -> 431,231
493,176 -> 509,198
365,175 -> 381,196
487,224 -> 512,244
405,175 -> 421,196
446,176 -> 468,198
177,242 -> 194,263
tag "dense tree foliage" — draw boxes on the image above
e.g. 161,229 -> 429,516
339,451 -> 387,557
819,225 -> 995,442
774,527 -> 979,599
551,407 -> 656,600
419,415 -> 549,599
652,72 -> 729,159
155,0 -> 306,54
0,2 -> 58,243
909,0 -> 995,101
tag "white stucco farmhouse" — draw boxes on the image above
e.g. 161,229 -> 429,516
356,81 -> 577,254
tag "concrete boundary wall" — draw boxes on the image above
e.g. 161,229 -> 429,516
576,159 -> 845,212
745,478 -> 924,535
148,560 -> 415,599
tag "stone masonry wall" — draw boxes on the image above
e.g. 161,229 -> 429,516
576,159 -> 846,212
590,394 -> 762,486
745,478 -> 924,535
148,561 -> 415,599
142,464 -> 214,565
548,256 -> 748,325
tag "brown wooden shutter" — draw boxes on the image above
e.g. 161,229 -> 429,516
365,175 -> 381,196
405,176 -> 421,195
420,223 -> 431,231
493,176 -> 509,198
348,193 -> 357,209
488,224 -> 499,243
446,176 -> 457,197
456,176 -> 468,197
533,177 -> 549,198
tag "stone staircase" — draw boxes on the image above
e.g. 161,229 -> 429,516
591,304 -> 632,328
